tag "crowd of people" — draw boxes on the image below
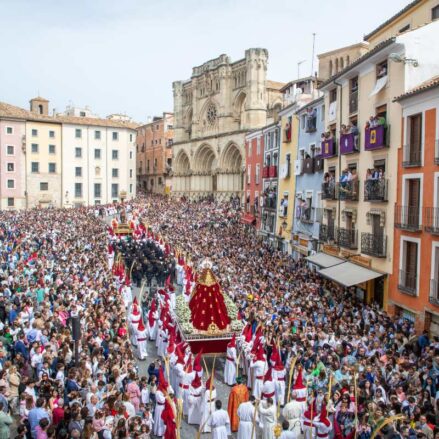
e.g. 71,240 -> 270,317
0,194 -> 437,439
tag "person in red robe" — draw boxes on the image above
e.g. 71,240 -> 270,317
227,376 -> 249,432
161,397 -> 177,439
189,267 -> 230,331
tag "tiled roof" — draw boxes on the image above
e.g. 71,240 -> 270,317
393,75 -> 439,101
0,101 -> 139,129
30,96 -> 49,102
363,0 -> 423,41
267,80 -> 286,90
319,37 -> 396,89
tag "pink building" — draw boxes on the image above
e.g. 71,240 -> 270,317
0,119 -> 26,209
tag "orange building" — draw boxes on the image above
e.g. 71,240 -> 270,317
390,78 -> 439,335
136,113 -> 173,194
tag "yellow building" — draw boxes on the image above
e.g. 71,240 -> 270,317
25,98 -> 62,208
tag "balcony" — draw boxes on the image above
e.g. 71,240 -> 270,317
402,144 -> 422,167
361,232 -> 387,258
340,133 -> 359,155
364,179 -> 388,202
349,90 -> 358,114
319,223 -> 335,242
364,125 -> 388,151
264,196 -> 277,209
268,165 -> 278,178
336,227 -> 358,249
336,180 -> 359,201
300,208 -> 313,224
321,137 -> 337,159
305,115 -> 317,133
430,279 -> 439,306
424,207 -> 439,234
398,270 -> 417,296
321,182 -> 336,200
262,166 -> 269,178
395,205 -> 421,231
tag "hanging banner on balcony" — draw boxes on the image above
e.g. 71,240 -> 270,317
303,157 -> 314,174
321,138 -> 335,158
340,133 -> 357,154
314,156 -> 324,171
365,125 -> 386,150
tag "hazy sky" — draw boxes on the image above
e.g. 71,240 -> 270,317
0,0 -> 410,122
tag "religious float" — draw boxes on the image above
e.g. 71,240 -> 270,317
174,260 -> 243,354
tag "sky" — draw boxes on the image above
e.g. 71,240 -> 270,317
0,0 -> 410,122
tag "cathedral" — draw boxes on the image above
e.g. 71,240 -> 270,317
172,48 -> 284,200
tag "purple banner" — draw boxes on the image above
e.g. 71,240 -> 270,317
321,138 -> 336,158
340,133 -> 358,154
365,125 -> 386,150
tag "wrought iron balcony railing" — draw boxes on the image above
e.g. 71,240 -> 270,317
394,205 -> 421,231
364,179 -> 388,202
319,224 -> 335,242
398,270 -> 417,296
402,144 -> 422,167
321,182 -> 336,200
336,180 -> 359,201
424,207 -> 439,234
336,227 -> 358,249
430,279 -> 439,306
361,232 -> 387,258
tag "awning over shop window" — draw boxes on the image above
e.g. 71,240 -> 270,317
318,261 -> 382,287
241,214 -> 255,225
306,252 -> 344,268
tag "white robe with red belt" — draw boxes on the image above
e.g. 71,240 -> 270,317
224,346 -> 237,386
188,385 -> 204,425
135,327 -> 148,360
273,368 -> 286,406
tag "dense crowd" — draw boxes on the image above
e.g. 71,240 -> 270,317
0,195 -> 437,439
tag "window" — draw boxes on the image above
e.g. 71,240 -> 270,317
248,141 -> 252,157
7,179 -> 14,189
329,89 -> 337,103
75,147 -> 82,158
40,182 -> 48,191
94,183 -> 101,198
31,162 -> 39,173
156,125 -> 159,130
74,183 -> 83,198
80,111 -> 86,117
75,128 -> 82,138
6,127 -> 13,134
48,144 -> 55,154
257,137 -> 261,155
147,160 -> 150,171
49,130 -> 55,138
95,130 -> 101,140
95,166 -> 101,176
247,165 -> 251,184
432,4 -> 439,20
31,143 -> 38,153
48,163 -> 56,173
111,183 -> 119,198
112,132 -> 118,141
130,184 -> 133,193
7,198 -> 14,207
7,163 -> 14,172
112,150 -> 119,160
94,148 -> 101,159
399,24 -> 410,33
154,158 -> 158,168
32,129 -> 38,137
129,151 -> 133,159
256,164 -> 260,184
6,145 -> 14,155
75,167 -> 82,177
129,169 -> 133,178
129,134 -> 133,142
399,238 -> 419,295
112,168 -> 119,178
376,60 -> 388,79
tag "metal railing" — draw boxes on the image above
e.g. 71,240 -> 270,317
402,144 -> 422,167
430,279 -> 439,305
321,182 -> 336,200
364,179 -> 388,202
361,232 -> 387,258
349,90 -> 358,114
398,270 -> 417,296
394,205 -> 421,231
424,207 -> 439,234
319,224 -> 335,242
336,227 -> 358,249
300,209 -> 313,224
336,180 -> 359,201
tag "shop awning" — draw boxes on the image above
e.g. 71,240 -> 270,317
306,252 -> 344,268
241,214 -> 256,225
318,261 -> 382,287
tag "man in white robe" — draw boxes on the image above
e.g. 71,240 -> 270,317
282,392 -> 303,436
147,301 -> 158,341
208,400 -> 231,439
129,304 -> 141,347
200,376 -> 216,433
271,348 -> 286,407
261,367 -> 276,406
280,420 -> 297,439
250,348 -> 266,399
135,319 -> 148,360
259,397 -> 276,439
224,334 -> 237,386
237,396 -> 258,439
187,374 -> 204,425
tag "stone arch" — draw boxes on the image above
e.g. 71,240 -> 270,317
220,142 -> 243,172
193,143 -> 217,172
233,91 -> 247,128
198,99 -> 219,129
184,107 -> 193,137
174,150 -> 191,174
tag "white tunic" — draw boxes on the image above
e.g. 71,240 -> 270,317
187,385 -> 204,425
224,346 -> 237,386
135,327 -> 148,360
200,388 -> 217,433
153,390 -> 166,436
282,400 -> 303,435
250,360 -> 266,399
237,401 -> 257,439
259,402 -> 276,439
208,409 -> 231,439
180,370 -> 195,416
280,431 -> 297,439
273,368 -> 286,406
147,311 -> 158,340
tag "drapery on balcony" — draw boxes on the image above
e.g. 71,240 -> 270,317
319,223 -> 335,242
364,179 -> 388,202
268,165 -> 277,178
402,144 -> 422,167
321,137 -> 336,158
336,227 -> 358,249
336,181 -> 359,201
321,182 -> 336,200
303,157 -> 314,174
430,279 -> 439,305
361,232 -> 387,258
424,207 -> 439,234
262,166 -> 269,178
364,125 -> 388,151
394,205 -> 421,231
398,270 -> 417,296
340,133 -> 359,154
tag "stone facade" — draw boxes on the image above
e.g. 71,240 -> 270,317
171,49 -> 283,200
